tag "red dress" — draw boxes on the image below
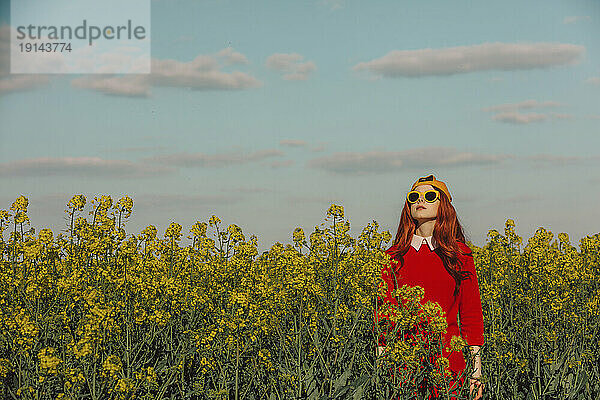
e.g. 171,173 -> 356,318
374,236 -> 485,399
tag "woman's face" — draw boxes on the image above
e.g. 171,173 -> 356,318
409,184 -> 440,221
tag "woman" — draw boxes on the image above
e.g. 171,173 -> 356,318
375,174 -> 484,400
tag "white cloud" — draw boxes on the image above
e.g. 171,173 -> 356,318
266,53 -> 303,70
585,77 -> 600,85
280,139 -> 308,148
269,159 -> 294,168
71,74 -> 150,97
491,112 -> 547,124
0,24 -> 51,95
482,100 -> 573,124
353,42 -> 585,78
0,74 -> 50,94
307,147 -> 509,175
280,139 -> 327,152
551,113 -> 573,120
310,143 -> 327,152
71,49 -> 261,97
320,0 -> 345,11
526,154 -> 581,164
265,53 -> 316,80
144,149 -> 284,167
0,157 -> 175,178
2,23 -> 216,95
307,148 -> 598,175
217,47 -> 249,65
522,153 -> 600,170
101,145 -> 169,153
482,99 -> 563,112
563,16 -> 591,24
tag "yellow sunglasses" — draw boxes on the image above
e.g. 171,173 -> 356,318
406,190 -> 440,204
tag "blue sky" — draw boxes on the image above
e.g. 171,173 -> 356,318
1,0 -> 599,253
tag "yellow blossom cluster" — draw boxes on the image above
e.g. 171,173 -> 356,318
473,220 -> 599,397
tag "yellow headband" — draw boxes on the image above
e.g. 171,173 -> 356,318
410,174 -> 452,202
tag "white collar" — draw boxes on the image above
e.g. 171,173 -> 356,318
411,234 -> 437,251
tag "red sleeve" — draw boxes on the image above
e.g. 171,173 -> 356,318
458,245 -> 485,346
373,250 -> 399,346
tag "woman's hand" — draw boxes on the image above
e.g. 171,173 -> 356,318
468,345 -> 483,399
376,346 -> 387,367
469,377 -> 483,399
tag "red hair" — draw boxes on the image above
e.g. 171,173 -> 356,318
386,187 -> 474,297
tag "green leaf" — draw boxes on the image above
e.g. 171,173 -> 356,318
332,366 -> 351,392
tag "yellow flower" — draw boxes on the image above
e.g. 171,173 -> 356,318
435,356 -> 450,372
0,209 -> 9,221
227,224 -> 245,243
208,215 -> 221,227
450,335 -> 468,353
39,228 -> 53,245
326,204 -> 344,218
165,222 -> 182,241
0,358 -> 11,378
10,195 -> 29,212
293,227 -> 306,247
116,196 -> 134,218
140,225 -> 157,240
191,221 -> 207,238
38,347 -> 62,374
67,194 -> 86,211
102,355 -> 122,378
116,378 -> 134,393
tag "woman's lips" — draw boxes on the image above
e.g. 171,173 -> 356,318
417,206 -> 426,210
